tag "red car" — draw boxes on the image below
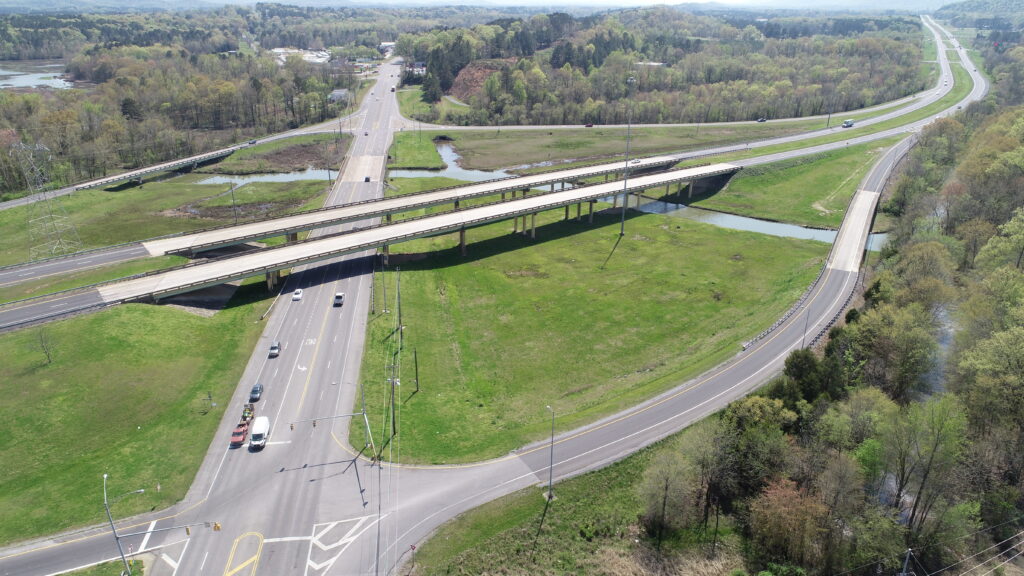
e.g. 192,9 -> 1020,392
230,423 -> 249,447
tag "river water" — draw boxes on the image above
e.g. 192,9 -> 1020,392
389,143 -> 888,250
0,60 -> 72,90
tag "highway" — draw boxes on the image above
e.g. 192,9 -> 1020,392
0,12 -> 971,293
0,15 -> 988,576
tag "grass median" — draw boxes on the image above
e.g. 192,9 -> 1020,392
352,184 -> 828,463
0,279 -> 272,545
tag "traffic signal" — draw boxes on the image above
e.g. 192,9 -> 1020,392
185,526 -> 191,536
290,423 -> 294,430
312,420 -> 317,427
213,522 -> 221,532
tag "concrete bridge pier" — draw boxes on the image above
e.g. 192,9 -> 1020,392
530,214 -> 537,239
454,199 -> 460,211
576,203 -> 582,221
460,227 -> 467,256
266,270 -> 281,290
286,232 -> 299,243
588,201 -> 595,223
382,244 -> 390,267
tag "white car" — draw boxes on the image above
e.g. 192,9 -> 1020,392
292,289 -> 303,301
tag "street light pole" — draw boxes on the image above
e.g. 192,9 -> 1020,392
103,474 -> 144,576
619,75 -> 636,237
545,405 -> 555,501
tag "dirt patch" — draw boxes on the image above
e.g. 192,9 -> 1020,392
504,268 -> 549,279
204,141 -> 345,175
450,58 -> 515,102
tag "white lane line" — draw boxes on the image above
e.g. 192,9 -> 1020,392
205,447 -> 230,499
139,519 -> 156,552
264,536 -> 312,543
162,553 -> 179,570
199,550 -> 208,573
266,440 -> 292,445
172,536 -> 190,576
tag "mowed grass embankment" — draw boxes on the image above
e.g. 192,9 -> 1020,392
0,175 -> 329,268
352,182 -> 828,463
408,417 -> 744,575
388,131 -> 446,169
692,136 -> 904,229
0,279 -> 272,545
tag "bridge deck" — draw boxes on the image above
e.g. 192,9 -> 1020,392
100,163 -> 738,302
140,155 -> 680,256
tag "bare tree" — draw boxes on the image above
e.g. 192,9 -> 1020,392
37,328 -> 52,364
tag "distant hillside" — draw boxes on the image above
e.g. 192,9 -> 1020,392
935,0 -> 1024,28
0,0 -> 216,13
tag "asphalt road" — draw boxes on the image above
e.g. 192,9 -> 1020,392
0,16 -> 989,576
0,13 -> 968,297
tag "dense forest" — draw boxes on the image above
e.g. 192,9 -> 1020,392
0,4 -> 532,197
397,9 -> 929,126
631,27 -> 1024,575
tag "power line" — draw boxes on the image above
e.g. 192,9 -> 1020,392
972,541 -> 1024,576
831,512 -> 1024,576
925,528 -> 1024,575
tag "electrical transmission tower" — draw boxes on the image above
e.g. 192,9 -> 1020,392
11,142 -> 82,260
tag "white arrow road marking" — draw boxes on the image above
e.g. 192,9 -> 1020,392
304,514 -> 387,574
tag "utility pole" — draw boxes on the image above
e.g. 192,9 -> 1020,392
619,75 -> 636,237
545,405 -> 555,501
897,548 -> 915,576
229,183 -> 238,225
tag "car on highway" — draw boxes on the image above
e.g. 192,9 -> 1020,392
584,123 -> 594,127
249,383 -> 264,402
230,424 -> 248,447
364,131 -> 368,135
334,292 -> 345,306
249,416 -> 270,450
269,341 -> 280,357
292,289 -> 303,301
756,117 -> 767,122
841,119 -> 855,128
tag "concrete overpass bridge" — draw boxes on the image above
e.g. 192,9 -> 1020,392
0,163 -> 738,330
0,153 -> 680,292
72,146 -> 246,191
142,154 -> 680,257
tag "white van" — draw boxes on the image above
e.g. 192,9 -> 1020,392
249,416 -> 270,450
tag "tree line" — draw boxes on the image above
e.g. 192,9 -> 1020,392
0,4 -> 544,61
398,8 -> 928,126
633,26 -> 1024,574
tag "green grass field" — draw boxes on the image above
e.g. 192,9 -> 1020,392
397,87 -> 434,120
0,174 -> 328,268
352,191 -> 828,463
388,132 -> 446,169
0,279 -> 273,545
408,417 -> 744,575
692,136 -> 904,229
